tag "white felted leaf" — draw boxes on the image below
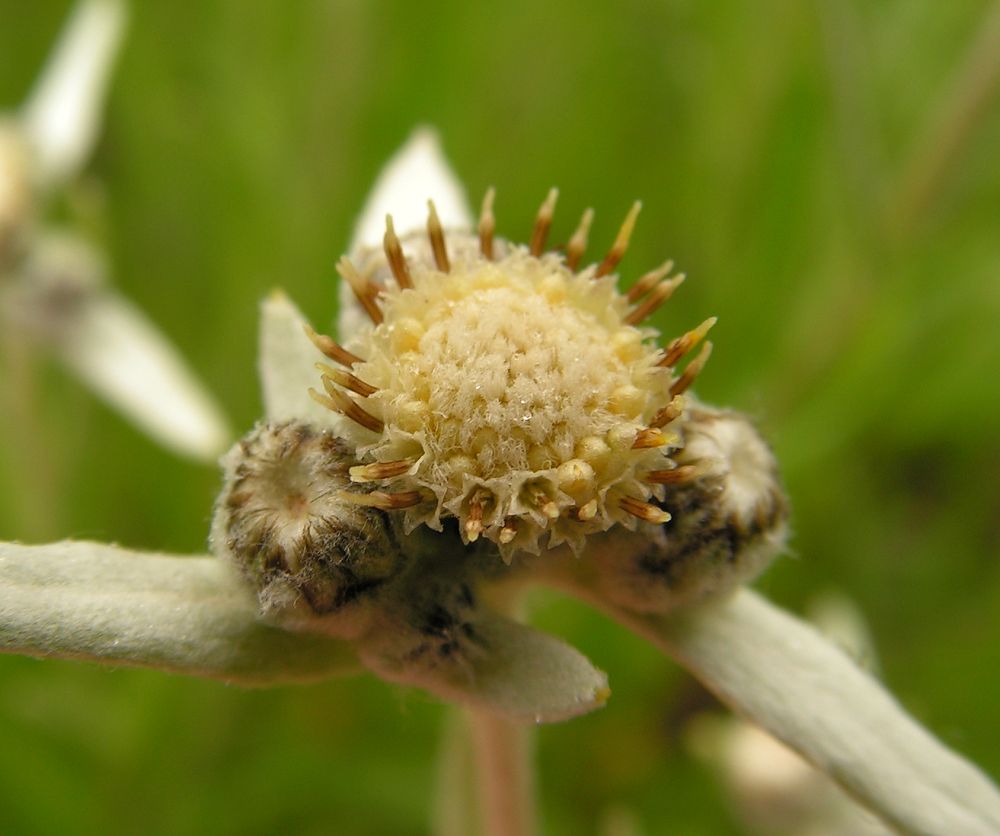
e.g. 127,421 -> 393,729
360,610 -> 610,724
614,587 -> 1000,835
59,287 -> 231,461
0,541 -> 360,685
349,126 -> 472,252
340,127 -> 473,341
20,0 -> 126,188
258,290 -> 341,429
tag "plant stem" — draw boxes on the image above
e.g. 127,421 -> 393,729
605,588 -> 1000,835
468,707 -> 536,836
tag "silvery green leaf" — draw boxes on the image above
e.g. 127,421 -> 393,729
0,540 -> 360,685
20,0 -> 126,188
258,290 -> 341,429
360,609 -> 610,724
614,587 -> 1000,835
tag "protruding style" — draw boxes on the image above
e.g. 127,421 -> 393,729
565,208 -> 594,271
530,188 -> 559,257
478,187 -> 496,260
383,215 -> 413,290
427,200 -> 451,272
595,201 -> 641,278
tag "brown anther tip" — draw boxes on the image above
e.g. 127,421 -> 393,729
349,459 -> 414,483
426,199 -> 451,272
660,316 -> 717,368
320,378 -> 384,433
566,207 -> 594,271
625,274 -> 685,326
337,489 -> 425,511
530,187 -> 559,256
620,495 -> 671,525
595,200 -> 642,278
669,340 -> 713,397
631,427 -> 669,449
337,256 -> 384,324
479,187 -> 496,260
383,214 -> 413,290
317,363 -> 379,398
303,323 -> 363,367
308,387 -> 338,413
643,464 -> 699,485
464,518 -> 483,542
649,394 -> 686,429
626,260 -> 675,303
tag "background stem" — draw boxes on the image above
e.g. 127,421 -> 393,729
468,707 -> 537,836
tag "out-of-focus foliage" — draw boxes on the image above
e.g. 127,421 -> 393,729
2,1 -> 998,834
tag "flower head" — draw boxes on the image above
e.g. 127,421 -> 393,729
0,0 -> 231,461
307,187 -> 717,560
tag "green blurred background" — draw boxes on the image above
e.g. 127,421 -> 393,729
2,1 -> 999,833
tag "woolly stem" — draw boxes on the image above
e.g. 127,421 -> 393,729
468,707 -> 537,836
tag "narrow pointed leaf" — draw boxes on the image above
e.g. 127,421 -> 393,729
60,287 -> 231,461
360,610 -> 610,723
609,587 -> 1000,835
0,541 -> 360,685
258,290 -> 341,429
21,0 -> 127,188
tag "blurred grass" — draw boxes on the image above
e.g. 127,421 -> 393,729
2,1 -> 999,833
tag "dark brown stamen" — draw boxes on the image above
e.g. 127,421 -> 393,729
565,208 -> 594,271
314,378 -> 384,433
530,188 -> 559,256
643,465 -> 699,485
595,201 -> 641,278
620,495 -> 671,524
337,256 -> 383,324
337,489 -> 426,510
427,200 -> 450,272
659,317 -> 717,367
479,187 -> 496,260
383,214 -> 413,289
626,260 -> 674,302
649,395 -> 685,429
349,459 -> 415,483
669,341 -> 713,397
624,275 -> 685,326
303,323 -> 362,367
632,427 -> 671,449
317,363 -> 378,397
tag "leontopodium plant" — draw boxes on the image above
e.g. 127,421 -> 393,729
2,128 -> 1000,836
0,0 -> 230,461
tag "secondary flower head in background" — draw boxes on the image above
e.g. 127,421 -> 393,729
0,0 -> 230,461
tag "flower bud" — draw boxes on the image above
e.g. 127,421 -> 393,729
212,422 -> 404,630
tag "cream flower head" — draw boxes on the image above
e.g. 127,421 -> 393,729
307,172 -> 716,558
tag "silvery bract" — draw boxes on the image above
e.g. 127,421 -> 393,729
0,0 -> 230,461
2,128 -> 999,835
